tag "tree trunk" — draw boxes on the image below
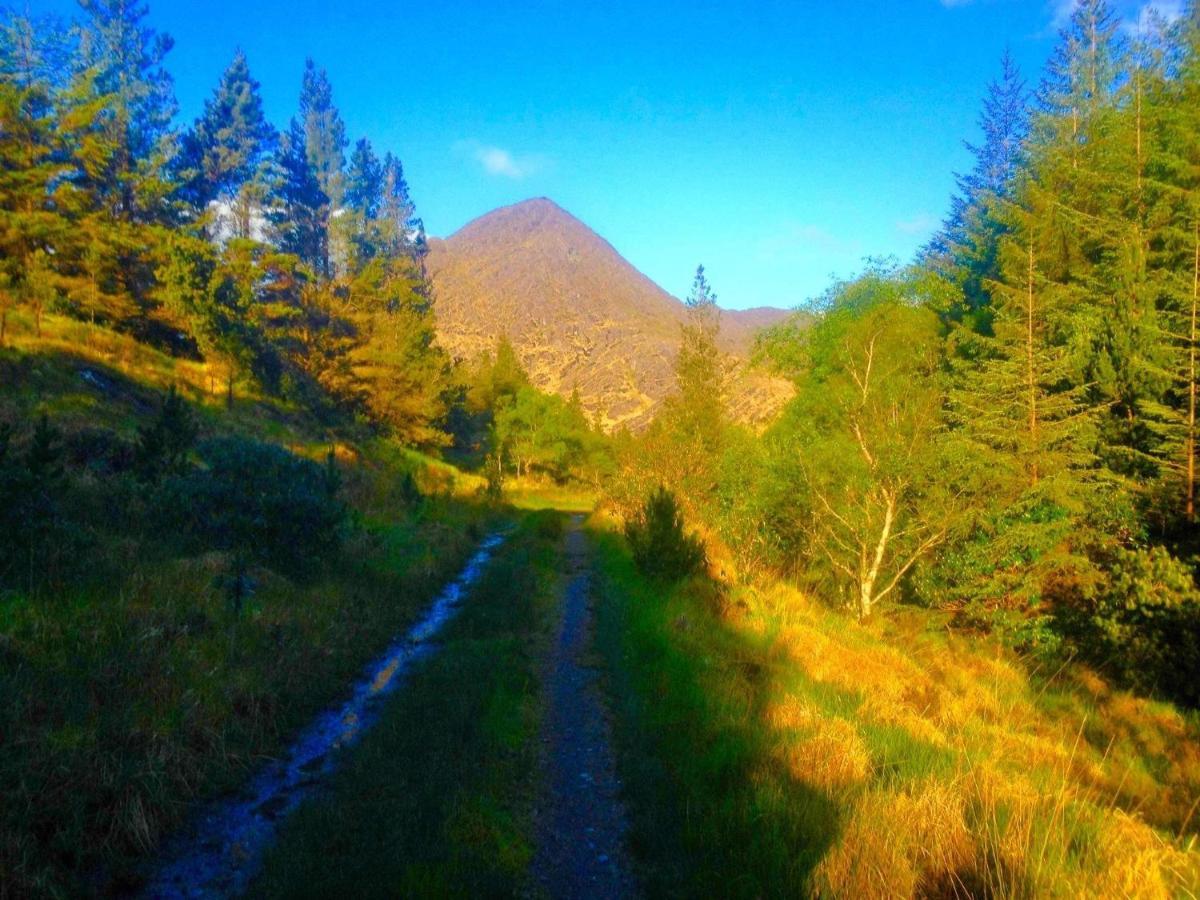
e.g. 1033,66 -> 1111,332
226,366 -> 235,409
1188,221 -> 1198,523
1026,239 -> 1040,486
858,491 -> 895,620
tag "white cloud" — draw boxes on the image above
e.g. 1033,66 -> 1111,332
895,213 -> 938,236
1049,0 -> 1079,30
1127,0 -> 1184,34
454,140 -> 544,179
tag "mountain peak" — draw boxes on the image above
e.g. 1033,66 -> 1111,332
447,197 -> 593,245
427,201 -> 793,430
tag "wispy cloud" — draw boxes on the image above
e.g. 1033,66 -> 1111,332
757,223 -> 863,260
938,0 -> 975,8
454,140 -> 545,179
895,213 -> 938,236
1126,0 -> 1184,34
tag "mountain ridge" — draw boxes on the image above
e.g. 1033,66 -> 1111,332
426,198 -> 793,430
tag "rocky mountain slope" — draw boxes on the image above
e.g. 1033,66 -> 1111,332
426,198 -> 794,431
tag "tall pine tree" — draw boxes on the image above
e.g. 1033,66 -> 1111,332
181,49 -> 276,240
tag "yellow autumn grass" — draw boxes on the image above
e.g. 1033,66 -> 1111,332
727,578 -> 1200,897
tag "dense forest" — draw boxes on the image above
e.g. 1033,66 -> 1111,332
3,0 -> 1200,897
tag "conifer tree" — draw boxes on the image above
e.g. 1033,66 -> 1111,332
675,264 -> 725,453
380,152 -> 420,258
77,0 -> 178,223
933,50 -> 1028,328
182,49 -> 276,239
272,118 -> 330,277
298,59 -> 346,207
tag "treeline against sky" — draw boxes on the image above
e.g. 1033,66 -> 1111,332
619,1 -> 1200,708
0,0 -> 605,476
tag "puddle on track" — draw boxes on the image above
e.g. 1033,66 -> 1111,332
140,530 -> 509,899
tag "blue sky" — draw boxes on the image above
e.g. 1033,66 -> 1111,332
30,0 -> 1186,308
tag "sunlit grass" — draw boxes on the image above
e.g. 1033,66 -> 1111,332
590,517 -> 1200,898
504,475 -> 597,512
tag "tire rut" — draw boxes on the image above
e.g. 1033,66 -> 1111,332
530,515 -> 637,899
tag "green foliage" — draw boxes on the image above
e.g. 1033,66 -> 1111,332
135,384 -> 197,482
624,486 -> 705,581
760,265 -> 971,617
161,436 -> 345,588
1060,546 -> 1200,707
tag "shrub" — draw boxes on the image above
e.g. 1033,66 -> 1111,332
160,437 -> 346,601
0,414 -> 85,592
624,486 -> 705,581
1060,546 -> 1200,707
135,385 -> 197,482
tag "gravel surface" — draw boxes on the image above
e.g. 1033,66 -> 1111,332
530,516 -> 638,899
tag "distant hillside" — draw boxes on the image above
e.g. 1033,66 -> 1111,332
426,198 -> 794,431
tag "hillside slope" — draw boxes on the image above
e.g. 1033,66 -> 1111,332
427,198 -> 793,431
591,520 -> 1200,897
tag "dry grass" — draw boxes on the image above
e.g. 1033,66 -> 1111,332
593,521 -> 1200,898
743,580 -> 1200,897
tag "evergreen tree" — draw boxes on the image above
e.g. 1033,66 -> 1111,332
272,118 -> 330,277
932,50 -> 1029,328
77,0 -> 179,223
0,38 -> 63,328
182,49 -> 276,239
298,59 -> 346,207
675,264 -> 724,453
380,152 -> 420,258
342,137 -> 384,270
345,137 -> 382,218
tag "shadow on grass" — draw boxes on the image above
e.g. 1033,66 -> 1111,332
249,516 -> 557,898
589,528 -> 846,897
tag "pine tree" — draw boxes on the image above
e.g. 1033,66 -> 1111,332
298,59 -> 346,207
932,50 -> 1029,328
182,49 -> 276,239
380,152 -> 420,258
0,39 -> 63,327
77,0 -> 179,223
675,264 -> 725,452
1139,9 -> 1200,524
272,118 -> 330,277
342,137 -> 384,270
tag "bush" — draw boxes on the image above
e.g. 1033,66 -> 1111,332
135,385 -> 197,482
0,414 -> 88,593
624,486 -> 705,581
1061,546 -> 1200,708
160,437 -> 346,595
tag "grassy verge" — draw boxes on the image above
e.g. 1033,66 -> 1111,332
0,316 -> 508,896
590,519 -> 1200,898
0,496 -> 496,898
249,511 -> 564,897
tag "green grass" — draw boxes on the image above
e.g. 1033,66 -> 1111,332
589,521 -> 1200,898
0,317 -> 513,897
250,511 -> 563,898
504,476 -> 597,513
589,528 -> 841,898
0,500 -> 499,898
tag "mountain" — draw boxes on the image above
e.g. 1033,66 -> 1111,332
426,198 -> 794,431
